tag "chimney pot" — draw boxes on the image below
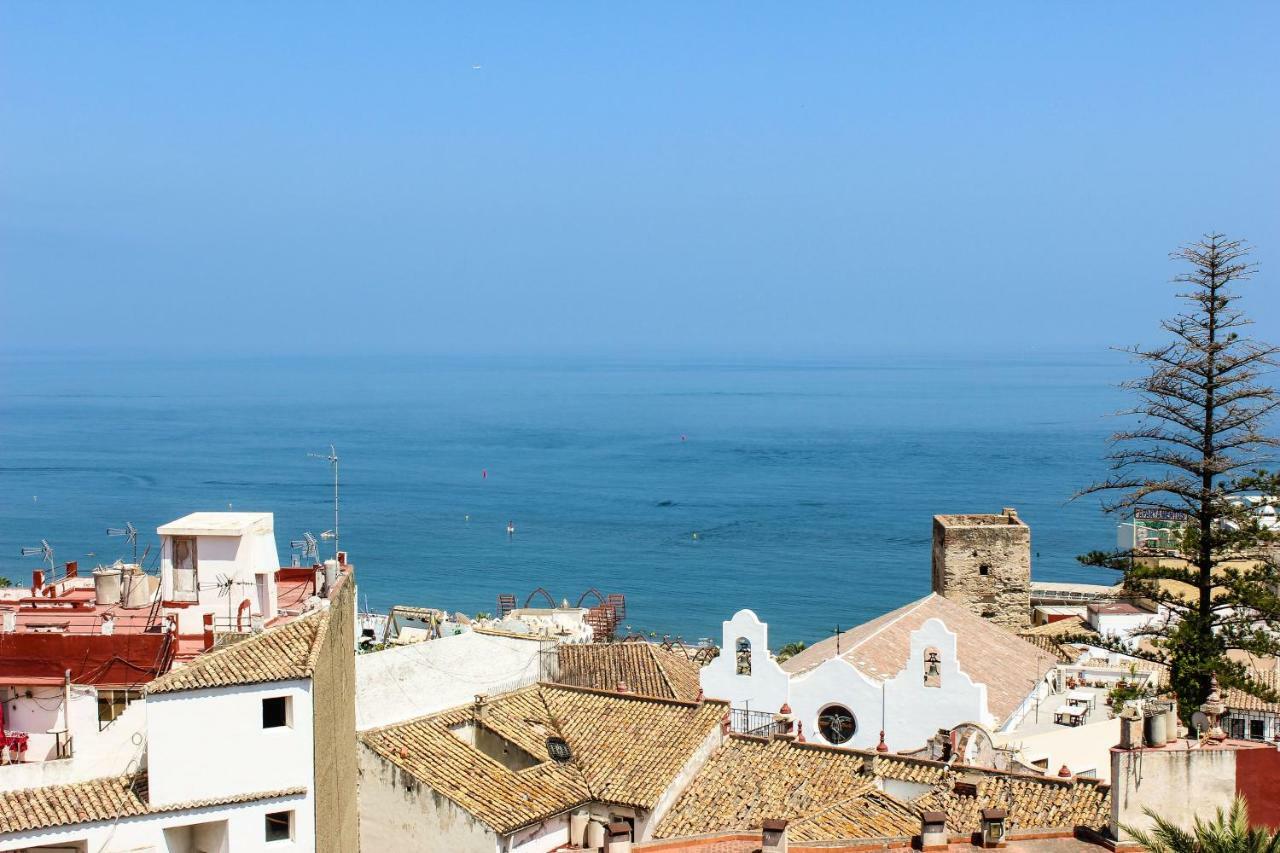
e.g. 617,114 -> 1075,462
761,818 -> 788,853
65,561 -> 78,578
201,612 -> 215,650
32,569 -> 44,594
920,811 -> 948,851
1057,764 -> 1072,778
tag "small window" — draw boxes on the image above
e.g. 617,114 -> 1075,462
546,736 -> 573,763
979,563 -> 991,576
1229,717 -> 1245,740
265,810 -> 293,842
262,696 -> 291,729
1250,719 -> 1265,741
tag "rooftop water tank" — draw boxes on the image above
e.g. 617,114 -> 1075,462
93,566 -> 122,606
121,565 -> 152,609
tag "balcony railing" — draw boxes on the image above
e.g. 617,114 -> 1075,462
729,708 -> 782,738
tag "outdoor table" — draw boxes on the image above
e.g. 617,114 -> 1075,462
1066,690 -> 1095,710
1053,705 -> 1087,726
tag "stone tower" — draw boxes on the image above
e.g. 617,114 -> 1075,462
931,508 -> 1030,630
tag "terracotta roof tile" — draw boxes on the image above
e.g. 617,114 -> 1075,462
1224,672 -> 1280,715
0,774 -> 304,834
654,735 -> 1111,843
360,683 -> 727,835
558,642 -> 704,701
147,607 -> 330,694
782,595 -> 1057,725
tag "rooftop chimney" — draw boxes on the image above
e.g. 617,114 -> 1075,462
32,569 -> 44,595
202,612 -> 214,651
64,561 -> 78,579
980,808 -> 1007,848
920,811 -> 948,851
605,822 -> 633,853
761,819 -> 788,853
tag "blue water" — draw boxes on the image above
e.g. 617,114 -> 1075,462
0,352 -> 1128,646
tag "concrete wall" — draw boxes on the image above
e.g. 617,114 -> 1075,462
161,528 -> 281,634
146,679 -> 314,807
1111,747 -> 1237,841
312,572 -> 359,853
509,817 -> 570,853
0,791 -> 309,852
931,512 -> 1030,630
357,742 -> 497,853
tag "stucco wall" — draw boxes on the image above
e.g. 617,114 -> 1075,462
356,630 -> 546,730
699,610 -> 789,713
357,741 -> 497,853
146,679 -> 315,807
1110,747 -> 1238,841
312,572 -> 359,853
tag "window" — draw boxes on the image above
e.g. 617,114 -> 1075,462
265,810 -> 293,842
817,704 -> 857,745
1250,719 -> 1265,741
979,563 -> 991,576
172,536 -> 198,602
97,689 -> 142,729
262,696 -> 292,729
1229,717 -> 1245,740
735,638 -> 752,676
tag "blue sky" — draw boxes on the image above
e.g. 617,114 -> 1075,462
2,3 -> 1277,357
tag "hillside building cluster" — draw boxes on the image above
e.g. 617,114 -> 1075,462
0,507 -> 1276,853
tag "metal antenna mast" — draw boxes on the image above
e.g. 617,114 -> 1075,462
289,532 -> 319,567
309,445 -> 340,562
107,522 -> 139,564
20,540 -> 55,572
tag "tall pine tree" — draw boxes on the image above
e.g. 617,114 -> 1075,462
1079,234 -> 1280,713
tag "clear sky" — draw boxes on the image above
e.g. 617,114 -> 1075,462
2,3 -> 1277,358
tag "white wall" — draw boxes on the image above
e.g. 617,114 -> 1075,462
996,717 -> 1121,782
1,685 -> 94,764
355,632 -> 546,730
1089,611 -> 1159,650
0,691 -> 146,792
1111,747 -> 1238,841
162,530 -> 282,634
146,680 -> 313,807
508,818 -> 570,853
699,610 -> 789,713
0,792 -> 310,852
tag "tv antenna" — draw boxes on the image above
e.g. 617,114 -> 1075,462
21,540 -> 55,571
308,444 -> 340,562
107,522 -> 139,563
290,532 -> 319,567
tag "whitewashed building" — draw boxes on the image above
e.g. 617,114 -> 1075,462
0,561 -> 358,853
700,594 -> 1059,752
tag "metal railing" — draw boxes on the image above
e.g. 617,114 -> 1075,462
729,707 -> 782,738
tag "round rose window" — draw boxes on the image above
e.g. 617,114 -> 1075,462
818,704 -> 857,745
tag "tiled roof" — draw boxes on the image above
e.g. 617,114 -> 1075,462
0,773 -> 305,834
558,642 -> 704,701
654,734 -> 1111,843
147,607 -> 329,694
914,775 -> 1110,833
1224,672 -> 1280,715
782,594 -> 1058,725
1021,616 -> 1098,640
359,683 -> 727,835
654,736 -> 877,839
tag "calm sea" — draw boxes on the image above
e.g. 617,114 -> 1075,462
0,352 -> 1129,647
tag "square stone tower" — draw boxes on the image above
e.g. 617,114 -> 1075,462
931,508 -> 1031,630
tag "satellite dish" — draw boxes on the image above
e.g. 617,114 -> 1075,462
1190,711 -> 1209,736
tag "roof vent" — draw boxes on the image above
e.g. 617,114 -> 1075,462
546,736 -> 573,763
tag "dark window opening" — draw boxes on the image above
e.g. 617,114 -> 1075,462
265,810 -> 293,842
979,564 -> 991,576
1250,719 -> 1265,740
98,689 -> 142,730
262,696 -> 290,729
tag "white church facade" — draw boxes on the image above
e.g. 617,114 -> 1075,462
700,593 -> 1059,752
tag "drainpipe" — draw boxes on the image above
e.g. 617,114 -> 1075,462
63,669 -> 72,758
